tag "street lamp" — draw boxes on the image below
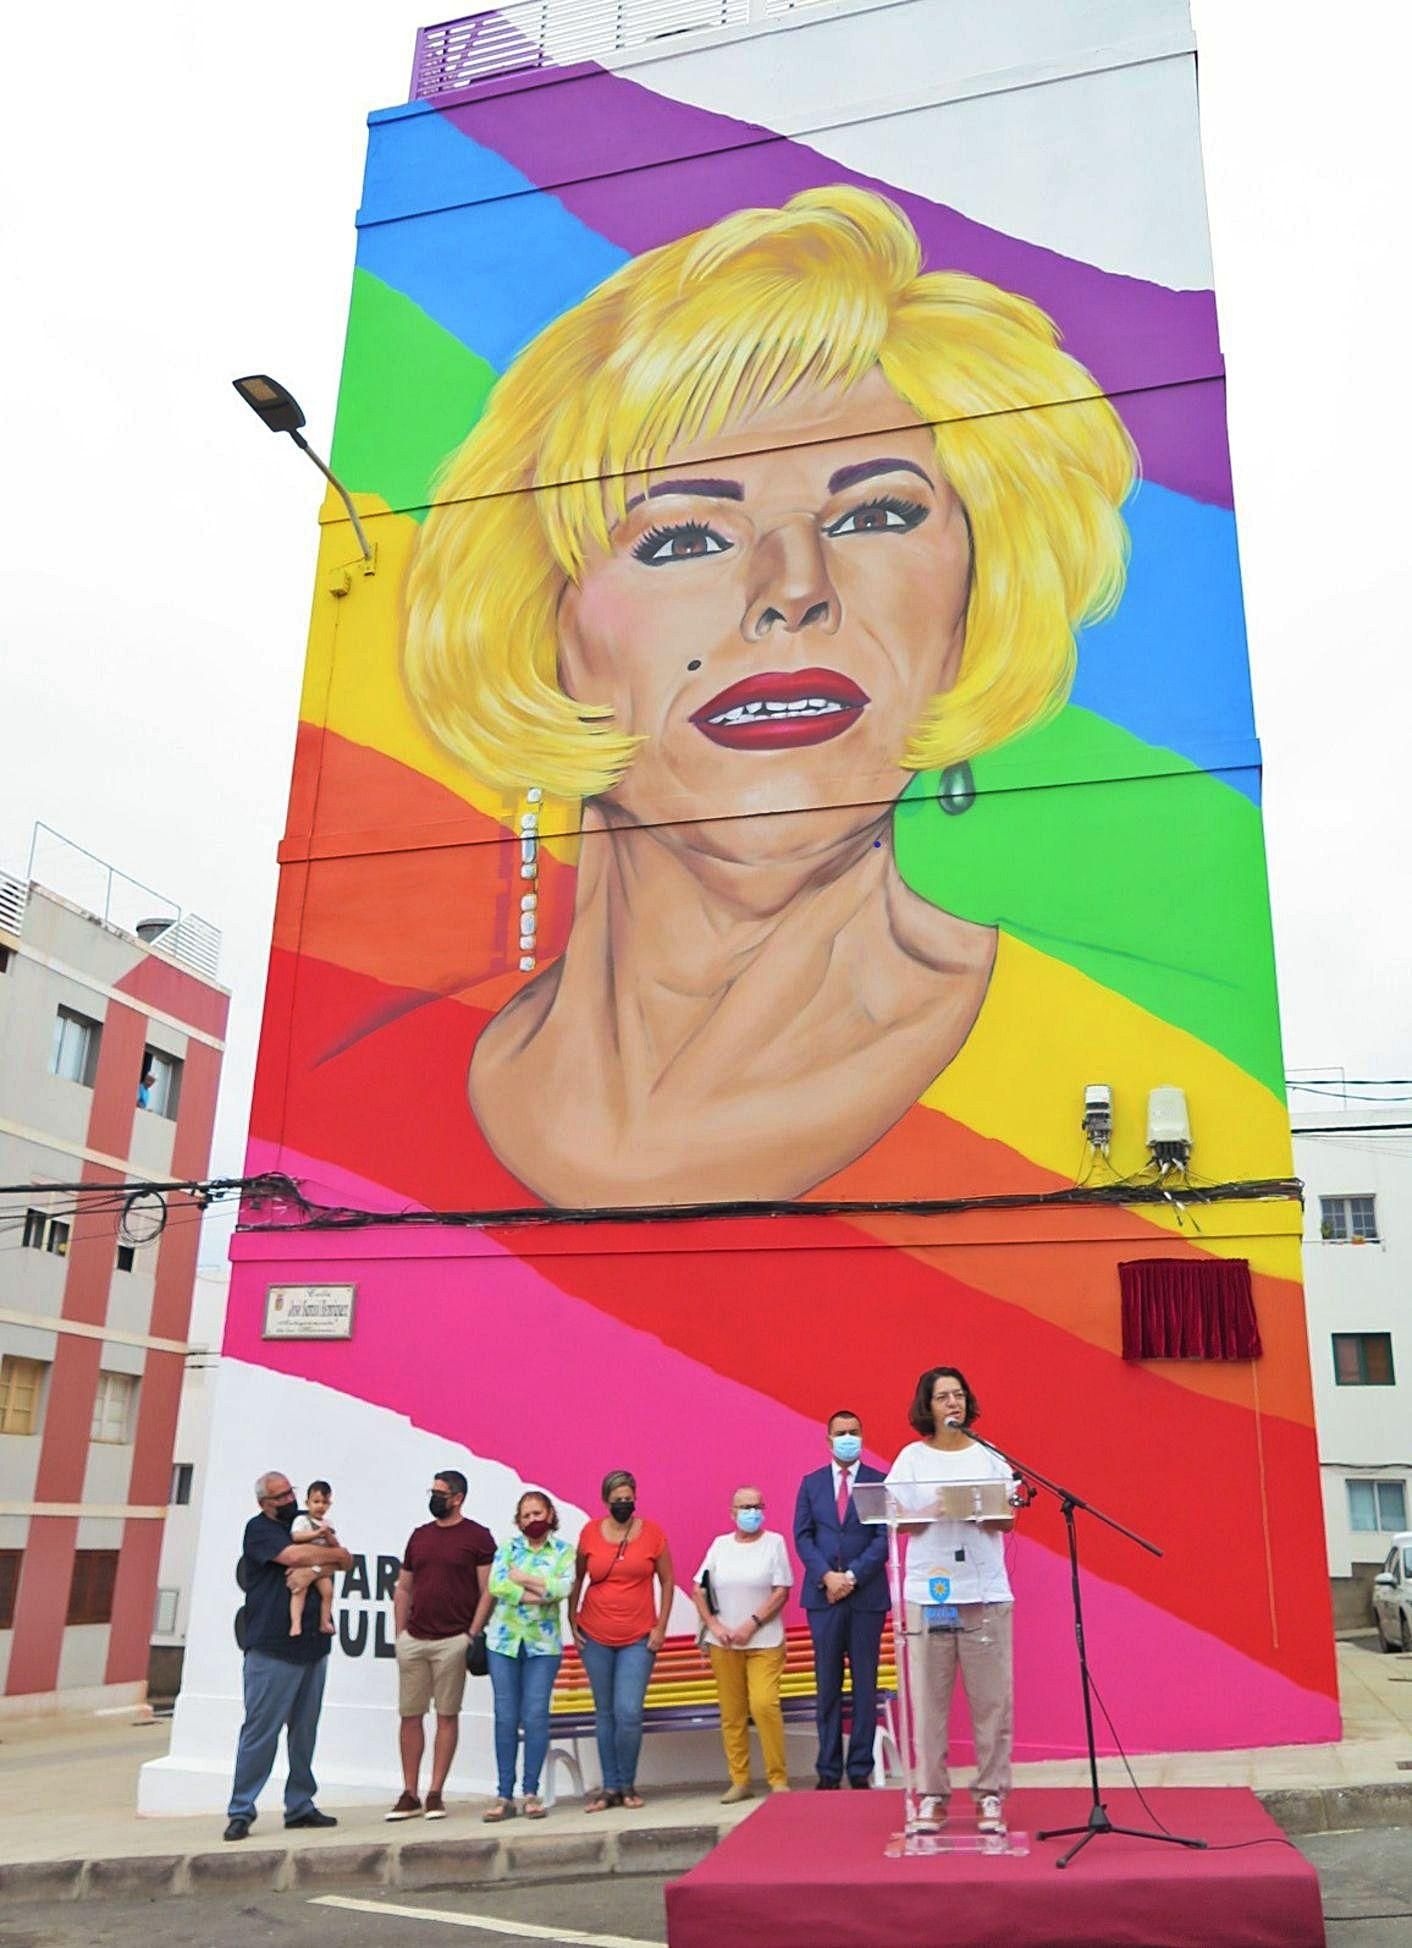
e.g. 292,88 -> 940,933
231,374 -> 374,565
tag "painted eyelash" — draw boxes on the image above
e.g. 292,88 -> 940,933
830,494 -> 929,532
631,520 -> 726,563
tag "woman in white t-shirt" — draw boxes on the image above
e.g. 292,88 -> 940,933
886,1365 -> 1018,1835
692,1486 -> 795,1803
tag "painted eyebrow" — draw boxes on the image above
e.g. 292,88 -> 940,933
625,477 -> 745,510
827,457 -> 933,494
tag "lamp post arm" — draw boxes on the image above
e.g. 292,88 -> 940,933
288,429 -> 374,565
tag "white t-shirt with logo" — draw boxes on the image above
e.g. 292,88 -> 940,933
885,1440 -> 1016,1606
694,1531 -> 794,1649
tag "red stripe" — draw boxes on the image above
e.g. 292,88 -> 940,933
3,1517 -> 77,1697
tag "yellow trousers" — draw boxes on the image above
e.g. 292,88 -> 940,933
708,1643 -> 788,1788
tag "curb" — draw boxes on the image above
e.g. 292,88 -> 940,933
0,1818 -> 732,1907
3,1785 -> 1410,1906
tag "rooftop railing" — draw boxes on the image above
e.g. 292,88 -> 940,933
410,0 -> 826,97
12,823 -> 223,983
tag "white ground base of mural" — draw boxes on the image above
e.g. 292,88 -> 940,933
139,1361 -> 701,1817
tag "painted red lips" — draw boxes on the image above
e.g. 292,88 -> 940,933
690,669 -> 870,750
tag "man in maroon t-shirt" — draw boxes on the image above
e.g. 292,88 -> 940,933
386,1469 -> 495,1820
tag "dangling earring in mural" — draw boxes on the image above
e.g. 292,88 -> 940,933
937,761 -> 976,816
516,788 -> 543,970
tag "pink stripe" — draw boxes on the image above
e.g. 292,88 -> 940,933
225,1247 -> 1338,1755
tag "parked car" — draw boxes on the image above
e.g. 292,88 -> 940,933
1372,1532 -> 1412,1652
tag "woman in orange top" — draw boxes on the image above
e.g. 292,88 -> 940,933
569,1469 -> 675,1811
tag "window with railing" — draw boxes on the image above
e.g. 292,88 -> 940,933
1320,1194 -> 1379,1243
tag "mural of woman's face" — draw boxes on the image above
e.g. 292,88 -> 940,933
557,369 -> 972,846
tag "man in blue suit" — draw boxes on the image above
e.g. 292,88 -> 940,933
793,1408 -> 889,1789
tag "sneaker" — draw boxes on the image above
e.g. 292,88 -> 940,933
385,1791 -> 422,1821
424,1790 -> 447,1820
909,1795 -> 947,1834
977,1793 -> 1006,1834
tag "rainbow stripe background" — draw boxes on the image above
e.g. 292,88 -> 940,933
228,60 -> 1339,1760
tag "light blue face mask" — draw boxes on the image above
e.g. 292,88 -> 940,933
831,1433 -> 863,1464
735,1507 -> 765,1534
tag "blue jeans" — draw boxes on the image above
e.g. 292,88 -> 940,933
488,1645 -> 562,1797
227,1650 -> 328,1820
577,1632 -> 654,1793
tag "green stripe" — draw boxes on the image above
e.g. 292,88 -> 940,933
331,270 -> 497,521
893,708 -> 1285,1096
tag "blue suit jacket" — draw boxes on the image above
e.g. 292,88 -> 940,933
793,1462 -> 890,1612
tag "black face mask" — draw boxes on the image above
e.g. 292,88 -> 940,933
272,1501 -> 297,1529
608,1497 -> 636,1525
429,1492 -> 451,1519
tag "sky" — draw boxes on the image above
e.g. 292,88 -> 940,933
2,2 -> 1407,1264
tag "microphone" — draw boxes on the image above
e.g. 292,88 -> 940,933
943,1416 -> 964,1430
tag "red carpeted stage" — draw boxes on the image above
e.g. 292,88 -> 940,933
665,1789 -> 1323,1948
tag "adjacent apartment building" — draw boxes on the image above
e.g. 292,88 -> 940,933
1294,1105 -> 1410,1624
0,849 -> 227,1712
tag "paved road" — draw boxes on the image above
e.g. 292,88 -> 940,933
1,1828 -> 1408,1946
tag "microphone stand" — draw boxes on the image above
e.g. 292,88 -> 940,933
956,1421 -> 1206,1869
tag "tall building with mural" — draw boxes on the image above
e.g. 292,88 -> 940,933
147,0 -> 1337,1807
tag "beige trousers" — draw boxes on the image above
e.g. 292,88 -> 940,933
905,1601 -> 1014,1799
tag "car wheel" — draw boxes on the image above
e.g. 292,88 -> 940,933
1402,1613 -> 1411,1653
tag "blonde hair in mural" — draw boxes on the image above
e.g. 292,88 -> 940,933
404,186 -> 1136,800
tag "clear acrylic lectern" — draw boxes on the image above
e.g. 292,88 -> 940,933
853,1479 -> 1029,1858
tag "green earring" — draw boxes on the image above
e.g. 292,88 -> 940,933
937,761 -> 976,816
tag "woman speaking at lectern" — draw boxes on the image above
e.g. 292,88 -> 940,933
886,1365 -> 1018,1835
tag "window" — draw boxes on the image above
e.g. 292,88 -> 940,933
115,1243 -> 135,1273
170,1462 -> 193,1506
1321,1195 -> 1379,1243
1348,1479 -> 1408,1533
152,1586 -> 179,1635
0,1356 -> 47,1436
90,1371 -> 138,1443
66,1550 -> 119,1625
0,1550 -> 21,1628
1332,1332 -> 1396,1386
50,1006 -> 101,1086
139,1047 -> 183,1119
22,1209 -> 69,1255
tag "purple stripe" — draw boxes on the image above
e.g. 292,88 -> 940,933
439,67 -> 1231,506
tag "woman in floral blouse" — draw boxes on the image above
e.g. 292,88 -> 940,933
483,1489 -> 576,1820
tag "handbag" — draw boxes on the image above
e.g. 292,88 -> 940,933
465,1630 -> 489,1677
696,1567 -> 719,1650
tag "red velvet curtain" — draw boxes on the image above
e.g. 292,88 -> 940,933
1119,1257 -> 1262,1361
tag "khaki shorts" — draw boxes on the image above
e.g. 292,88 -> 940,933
396,1631 -> 469,1718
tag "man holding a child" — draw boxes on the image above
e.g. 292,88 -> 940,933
224,1470 -> 353,1842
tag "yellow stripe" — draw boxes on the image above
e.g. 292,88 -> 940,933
922,934 -> 1299,1277
301,508 -> 577,858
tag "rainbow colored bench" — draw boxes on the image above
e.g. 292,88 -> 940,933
543,1620 -> 900,1802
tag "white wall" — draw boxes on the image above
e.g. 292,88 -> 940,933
153,1267 -> 231,1646
1295,1108 -> 1411,1577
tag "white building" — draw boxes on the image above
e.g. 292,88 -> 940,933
149,1265 -> 230,1698
1294,1105 -> 1410,1605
